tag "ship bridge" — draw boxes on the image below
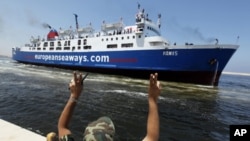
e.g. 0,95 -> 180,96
135,8 -> 162,37
143,20 -> 161,36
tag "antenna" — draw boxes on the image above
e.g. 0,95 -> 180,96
157,13 -> 161,29
137,2 -> 140,10
236,36 -> 240,44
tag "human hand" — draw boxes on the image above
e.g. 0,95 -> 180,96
69,71 -> 83,99
148,73 -> 161,101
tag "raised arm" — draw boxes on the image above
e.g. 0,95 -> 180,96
143,73 -> 161,141
58,72 -> 83,138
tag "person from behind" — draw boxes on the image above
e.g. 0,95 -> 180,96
47,72 -> 161,141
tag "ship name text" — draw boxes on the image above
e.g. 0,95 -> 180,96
34,54 -> 110,63
163,51 -> 178,56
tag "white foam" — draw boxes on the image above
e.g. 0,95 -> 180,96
222,71 -> 250,77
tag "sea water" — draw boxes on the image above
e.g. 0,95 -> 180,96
0,56 -> 249,141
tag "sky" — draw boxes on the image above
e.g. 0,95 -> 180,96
0,0 -> 249,73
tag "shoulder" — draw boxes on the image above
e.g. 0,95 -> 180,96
60,134 -> 75,141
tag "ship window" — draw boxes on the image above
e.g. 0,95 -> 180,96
84,39 -> 87,45
50,42 -> 54,47
78,46 -> 81,50
102,38 -> 104,41
133,36 -> 135,39
56,47 -> 61,50
58,41 -> 61,46
50,47 -> 54,50
106,38 -> 108,41
78,40 -> 81,45
139,28 -> 143,32
111,38 -> 113,41
44,42 -> 48,47
127,36 -> 129,39
84,46 -> 91,49
138,35 -> 141,38
121,43 -> 133,48
116,37 -> 118,40
64,47 -> 70,50
64,41 -> 67,46
121,37 -> 124,40
147,26 -> 153,30
37,48 -> 41,50
107,44 -> 117,48
68,41 -> 70,46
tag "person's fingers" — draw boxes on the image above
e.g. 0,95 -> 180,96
70,78 -> 74,83
69,80 -> 74,90
80,75 -> 83,85
79,73 -> 83,84
150,73 -> 154,86
158,81 -> 161,90
155,73 -> 158,82
73,71 -> 77,82
68,83 -> 71,90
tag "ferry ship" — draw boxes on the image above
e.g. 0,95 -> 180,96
12,5 -> 239,86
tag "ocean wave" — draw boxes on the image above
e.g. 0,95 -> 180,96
0,81 -> 26,85
222,71 -> 250,77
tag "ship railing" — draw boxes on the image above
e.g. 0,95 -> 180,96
25,44 -> 32,47
12,47 -> 20,51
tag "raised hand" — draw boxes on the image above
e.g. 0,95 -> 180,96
148,73 -> 161,101
69,71 -> 83,99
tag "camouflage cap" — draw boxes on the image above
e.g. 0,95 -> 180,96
83,116 -> 115,141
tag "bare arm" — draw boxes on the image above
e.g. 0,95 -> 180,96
143,73 -> 161,141
58,72 -> 83,138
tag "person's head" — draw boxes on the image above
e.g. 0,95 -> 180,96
83,116 -> 115,141
49,117 -> 115,141
46,132 -> 57,141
